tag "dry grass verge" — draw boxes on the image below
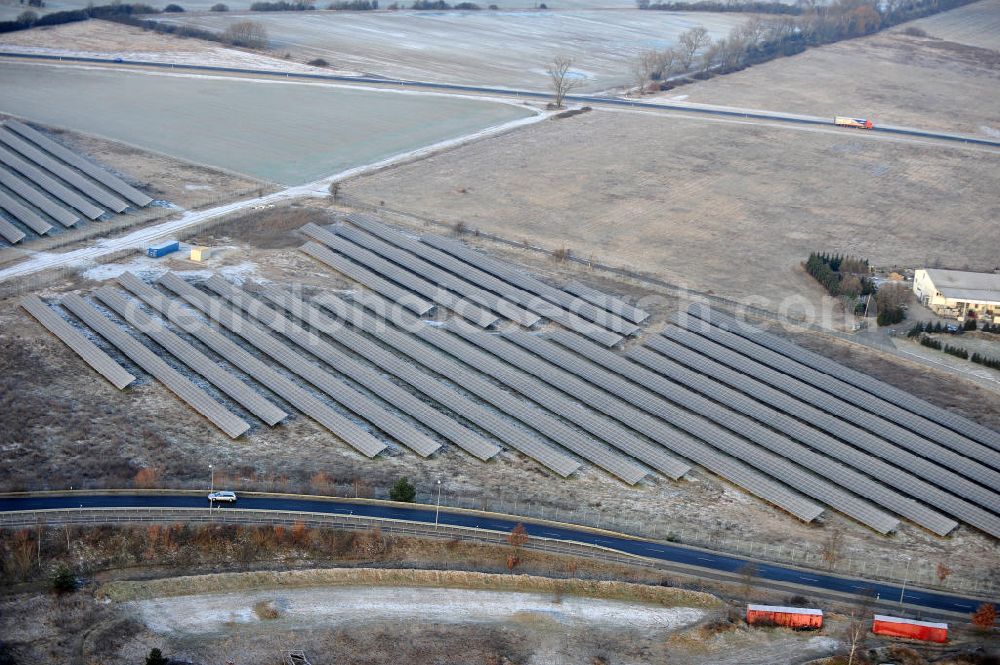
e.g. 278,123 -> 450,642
98,567 -> 723,609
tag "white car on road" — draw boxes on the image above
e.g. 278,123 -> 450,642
208,491 -> 237,503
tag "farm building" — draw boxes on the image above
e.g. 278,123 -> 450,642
913,268 -> 1000,321
745,605 -> 823,629
872,615 -> 948,643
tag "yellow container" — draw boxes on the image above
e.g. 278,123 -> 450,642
190,246 -> 211,262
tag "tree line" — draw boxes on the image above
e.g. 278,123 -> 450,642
629,0 -> 981,93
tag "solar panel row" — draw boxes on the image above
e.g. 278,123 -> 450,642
0,129 -> 128,213
421,234 -> 640,336
639,334 -> 1000,538
686,303 -> 1000,452
563,281 -> 650,324
300,240 -> 434,317
117,271 -> 384,450
93,286 -> 288,427
332,224 -> 540,327
202,274 -> 455,459
660,325 -> 1000,509
302,223 -> 498,328
158,273 -> 391,458
310,292 -> 584,477
60,292 -> 250,439
345,290 -> 648,484
451,325 -> 690,480
343,213 -> 541,327
537,330 -> 826,522
0,167 -> 79,227
20,294 -> 136,390
5,120 -> 153,208
677,316 -> 1000,473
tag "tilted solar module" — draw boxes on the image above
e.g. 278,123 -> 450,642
629,344 -> 943,534
158,273 -> 394,458
0,190 -> 53,235
453,325 -> 690,479
0,167 -> 79,227
346,291 -> 649,484
260,285 -> 565,467
302,223 -> 498,328
521,330 -> 895,531
343,212 -> 621,346
300,240 -> 434,317
309,292 -> 584,478
563,281 -> 650,325
660,324 -> 1000,503
201,274 -> 449,458
4,120 -> 152,207
93,286 -> 288,426
20,294 -> 135,390
117,271 -> 383,450
421,234 -> 640,336
0,145 -> 104,219
675,314 -> 1000,473
687,303 -> 1000,452
535,330 -> 826,522
0,129 -> 128,213
60,293 -> 250,439
0,215 -> 25,244
636,335 -> 1000,537
333,223 -> 540,327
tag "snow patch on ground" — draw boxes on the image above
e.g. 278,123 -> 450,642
81,253 -> 263,285
133,586 -> 707,636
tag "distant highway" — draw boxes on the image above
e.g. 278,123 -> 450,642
2,52 -> 999,148
2,492 -> 996,618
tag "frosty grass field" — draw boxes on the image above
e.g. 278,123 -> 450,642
160,9 -> 750,91
0,62 -> 534,184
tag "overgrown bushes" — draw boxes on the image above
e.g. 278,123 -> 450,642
249,0 -> 314,9
222,19 -> 269,48
327,0 -> 378,7
639,0 -> 800,14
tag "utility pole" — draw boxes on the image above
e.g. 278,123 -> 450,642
898,556 -> 912,609
435,479 -> 442,529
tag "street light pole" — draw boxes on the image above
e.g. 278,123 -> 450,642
898,556 -> 912,609
209,464 -> 214,492
435,479 -> 442,530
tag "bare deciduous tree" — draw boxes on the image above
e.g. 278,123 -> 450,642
223,20 -> 269,49
677,26 -> 710,71
547,55 -> 582,108
630,49 -> 658,95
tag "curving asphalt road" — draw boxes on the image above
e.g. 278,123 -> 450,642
1,493 -> 996,618
2,52 -> 999,148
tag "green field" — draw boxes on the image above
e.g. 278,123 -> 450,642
0,63 -> 533,185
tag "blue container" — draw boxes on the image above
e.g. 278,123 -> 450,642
147,240 -> 179,258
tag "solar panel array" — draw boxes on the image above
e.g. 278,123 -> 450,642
60,292 -> 251,439
563,281 -> 650,325
0,120 -> 151,245
320,213 -> 632,347
686,304 -> 1000,452
601,307 -> 1000,537
637,334 -> 999,538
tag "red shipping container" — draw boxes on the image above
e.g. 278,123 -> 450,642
746,604 -> 823,629
872,615 -> 948,643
